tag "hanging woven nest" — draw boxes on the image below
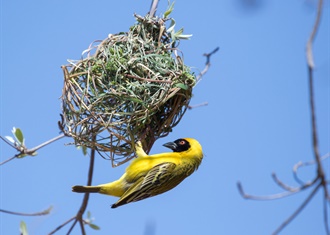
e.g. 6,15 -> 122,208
61,13 -> 195,166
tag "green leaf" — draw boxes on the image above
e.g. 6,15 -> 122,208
12,127 -> 24,145
89,223 -> 100,230
164,1 -> 175,18
174,83 -> 188,90
20,221 -> 28,235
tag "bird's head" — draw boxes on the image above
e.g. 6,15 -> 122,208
163,138 -> 203,156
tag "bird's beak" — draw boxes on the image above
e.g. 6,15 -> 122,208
163,141 -> 177,151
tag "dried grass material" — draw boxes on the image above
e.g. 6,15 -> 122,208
61,14 -> 195,166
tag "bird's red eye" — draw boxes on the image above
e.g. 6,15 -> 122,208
179,140 -> 186,145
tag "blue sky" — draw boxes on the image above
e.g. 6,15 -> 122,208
1,1 -> 329,235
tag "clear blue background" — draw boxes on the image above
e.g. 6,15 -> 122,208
1,1 -> 329,234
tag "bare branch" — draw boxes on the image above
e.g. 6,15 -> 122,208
324,195 -> 330,235
67,145 -> 96,235
196,47 -> 219,83
48,216 -> 76,235
237,175 -> 319,201
48,146 -> 96,235
237,181 -> 301,200
272,183 -> 322,235
66,219 -> 78,235
306,0 -> 323,69
0,206 -> 52,216
272,172 -> 301,192
25,134 -> 66,155
188,102 -> 208,110
79,220 -> 86,235
306,0 -> 330,218
293,153 -> 330,185
0,156 -> 17,166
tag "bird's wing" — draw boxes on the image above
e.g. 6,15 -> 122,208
111,162 -> 177,208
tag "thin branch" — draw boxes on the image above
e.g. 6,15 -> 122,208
48,216 -> 76,235
67,145 -> 96,235
66,219 -> 78,235
0,134 -> 66,166
195,47 -> 219,83
306,0 -> 329,207
0,206 -> 52,216
324,195 -> 330,235
308,51 -> 324,174
79,220 -> 86,235
0,156 -> 17,166
237,175 -> 319,201
272,172 -> 303,192
306,0 -> 323,69
237,180 -> 315,200
272,182 -> 322,235
188,102 -> 208,110
48,146 -> 96,235
293,153 -> 330,185
25,134 -> 66,154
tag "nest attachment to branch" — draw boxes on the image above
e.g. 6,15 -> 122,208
61,14 -> 195,166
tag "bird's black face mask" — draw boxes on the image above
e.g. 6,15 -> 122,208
163,139 -> 191,152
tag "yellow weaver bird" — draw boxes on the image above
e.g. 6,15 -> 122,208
72,138 -> 203,208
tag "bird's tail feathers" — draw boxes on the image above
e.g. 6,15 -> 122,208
72,185 -> 101,193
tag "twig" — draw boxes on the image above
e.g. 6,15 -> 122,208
306,4 -> 330,231
324,196 -> 330,235
196,47 -> 219,83
48,217 -> 76,235
188,102 -> 208,109
293,153 -> 330,185
272,182 -> 322,235
307,0 -> 325,179
0,134 -> 66,166
48,146 -> 96,235
323,197 -> 330,234
272,172 -> 302,192
0,156 -> 17,166
306,0 -> 323,69
24,134 -> 66,155
67,145 -> 96,235
237,179 -> 316,200
0,206 -> 52,216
